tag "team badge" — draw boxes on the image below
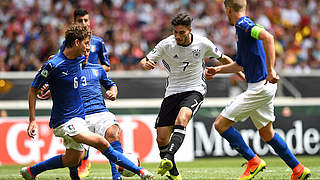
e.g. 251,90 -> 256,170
91,45 -> 96,52
92,69 -> 99,77
41,69 -> 48,77
192,49 -> 200,58
151,48 -> 157,54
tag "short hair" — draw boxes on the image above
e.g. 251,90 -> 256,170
73,8 -> 89,22
224,0 -> 247,12
171,12 -> 193,28
65,23 -> 91,48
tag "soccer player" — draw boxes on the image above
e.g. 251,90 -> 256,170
206,0 -> 311,180
140,12 -> 244,180
39,8 -> 118,179
38,53 -> 124,180
20,23 -> 154,180
78,57 -> 122,180
71,8 -> 110,72
66,8 -> 111,177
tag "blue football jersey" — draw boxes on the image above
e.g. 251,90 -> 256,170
32,52 -> 85,128
60,35 -> 110,66
80,63 -> 116,115
235,16 -> 267,83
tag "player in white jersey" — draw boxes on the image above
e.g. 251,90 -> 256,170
140,12 -> 245,180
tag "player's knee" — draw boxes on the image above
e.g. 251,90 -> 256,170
176,114 -> 191,125
106,132 -> 120,142
105,125 -> 121,142
259,130 -> 274,142
156,136 -> 169,146
214,120 -> 223,133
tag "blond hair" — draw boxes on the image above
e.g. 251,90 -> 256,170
224,0 -> 247,12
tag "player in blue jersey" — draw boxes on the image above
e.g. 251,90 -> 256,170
206,0 -> 311,180
38,8 -> 122,179
78,58 -> 122,180
39,55 -> 124,180
20,23 -> 154,180
62,8 -> 112,177
65,8 -> 110,72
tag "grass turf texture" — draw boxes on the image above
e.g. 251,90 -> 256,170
1,156 -> 319,180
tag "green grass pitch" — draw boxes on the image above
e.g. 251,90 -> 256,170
1,156 -> 319,180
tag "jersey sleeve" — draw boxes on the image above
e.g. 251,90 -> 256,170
98,40 -> 110,67
236,17 -> 264,40
204,38 -> 223,59
99,66 -> 116,90
146,40 -> 165,63
32,61 -> 55,89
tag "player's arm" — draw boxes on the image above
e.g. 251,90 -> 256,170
98,40 -> 111,72
106,85 -> 118,101
206,61 -> 243,79
140,57 -> 156,70
28,85 -> 40,138
29,61 -> 54,138
252,26 -> 279,84
140,42 -> 164,70
99,67 -> 117,101
218,55 -> 246,81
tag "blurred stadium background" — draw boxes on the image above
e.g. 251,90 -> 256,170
0,0 -> 320,179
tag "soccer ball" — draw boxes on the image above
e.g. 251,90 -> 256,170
118,152 -> 140,177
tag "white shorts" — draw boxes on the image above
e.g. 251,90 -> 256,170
53,117 -> 89,151
221,80 -> 277,129
85,111 -> 120,137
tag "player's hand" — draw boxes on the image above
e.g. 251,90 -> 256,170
143,60 -> 156,70
27,120 -> 37,138
265,69 -> 279,84
205,67 -> 217,80
106,90 -> 117,101
36,84 -> 51,100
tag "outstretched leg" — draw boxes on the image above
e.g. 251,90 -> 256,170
260,123 -> 311,180
215,115 -> 265,180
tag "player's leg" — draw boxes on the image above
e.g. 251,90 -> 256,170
216,90 -> 267,180
76,149 -> 91,178
89,111 -> 124,180
21,117 -> 87,180
162,107 -> 192,180
72,130 -> 153,179
258,123 -> 311,180
157,126 -> 174,176
156,93 -> 182,177
105,124 -> 123,180
215,115 -> 256,161
21,149 -> 84,180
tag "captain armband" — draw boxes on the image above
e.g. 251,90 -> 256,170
251,25 -> 264,39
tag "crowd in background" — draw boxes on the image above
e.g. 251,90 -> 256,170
0,0 -> 319,73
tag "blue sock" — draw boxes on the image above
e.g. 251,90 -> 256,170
110,141 -> 123,179
69,162 -> 81,180
221,127 -> 255,160
30,155 -> 64,176
83,149 -> 89,160
267,133 -> 299,169
102,145 -> 142,175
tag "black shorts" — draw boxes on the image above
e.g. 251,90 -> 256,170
155,91 -> 204,127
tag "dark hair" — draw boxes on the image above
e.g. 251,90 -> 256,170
73,8 -> 89,22
171,12 -> 193,28
65,23 -> 91,48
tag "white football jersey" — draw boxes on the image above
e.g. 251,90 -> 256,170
146,34 -> 222,98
